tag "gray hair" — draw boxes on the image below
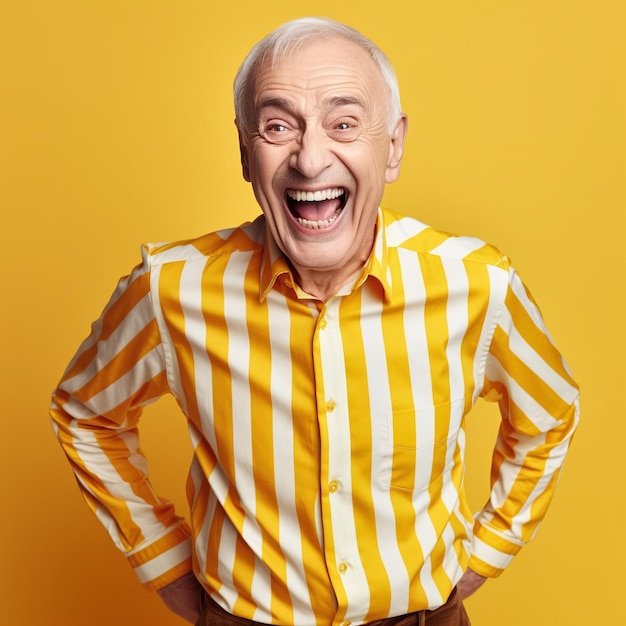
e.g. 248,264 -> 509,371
234,17 -> 403,136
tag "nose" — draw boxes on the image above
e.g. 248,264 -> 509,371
289,126 -> 333,179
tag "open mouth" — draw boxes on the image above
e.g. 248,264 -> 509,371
285,187 -> 347,230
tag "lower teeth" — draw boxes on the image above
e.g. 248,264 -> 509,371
297,214 -> 338,229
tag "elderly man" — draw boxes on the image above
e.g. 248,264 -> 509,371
51,17 -> 579,626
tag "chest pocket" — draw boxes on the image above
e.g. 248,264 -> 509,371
385,398 -> 464,492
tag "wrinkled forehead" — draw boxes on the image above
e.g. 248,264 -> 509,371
250,37 -> 388,112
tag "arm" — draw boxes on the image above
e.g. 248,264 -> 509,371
457,568 -> 487,600
470,266 -> 580,578
50,251 -> 193,592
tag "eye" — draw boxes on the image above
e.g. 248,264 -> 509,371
260,119 -> 298,144
328,117 -> 360,142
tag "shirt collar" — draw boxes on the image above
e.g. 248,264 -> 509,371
361,208 -> 393,301
258,208 -> 393,302
259,228 -> 293,301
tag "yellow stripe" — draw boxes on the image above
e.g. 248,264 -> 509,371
341,290 -> 392,621
383,254 -> 429,609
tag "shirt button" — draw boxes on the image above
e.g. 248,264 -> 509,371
325,399 -> 336,413
328,480 -> 339,493
340,621 -> 352,626
319,316 -> 327,329
337,561 -> 348,575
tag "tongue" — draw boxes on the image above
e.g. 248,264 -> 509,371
293,198 -> 341,221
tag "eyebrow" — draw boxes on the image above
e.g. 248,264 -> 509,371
257,97 -> 292,112
323,96 -> 365,109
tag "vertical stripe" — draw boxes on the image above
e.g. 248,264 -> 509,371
341,288 -> 390,621
317,295 -> 371,623
359,281 -> 410,617
387,248 -> 431,609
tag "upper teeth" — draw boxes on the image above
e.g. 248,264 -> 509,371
287,188 -> 344,202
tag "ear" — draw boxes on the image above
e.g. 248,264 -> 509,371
385,114 -> 408,184
236,119 -> 251,182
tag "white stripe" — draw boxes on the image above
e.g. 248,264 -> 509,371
508,268 -> 558,346
176,255 -> 219,588
250,563 -> 272,623
178,258 -> 214,444
429,235 -> 486,260
436,403 -> 465,530
386,215 -> 429,246
215,520 -> 240,611
501,305 -> 579,403
438,253 -> 471,565
485,361 -> 561,432
441,256 -> 469,408
60,266 -> 147,380
438,484 -> 464,587
57,395 -> 99,420
320,296 -> 370,620
400,250 -> 438,493
150,242 -> 209,265
473,264 -> 510,402
267,292 -> 316,625
120,430 -> 149,475
87,346 -> 164,415
150,261 -> 186,414
420,554 -> 445,609
360,284 -> 410,615
194,481 -> 218,589
399,248 -> 433,404
490,430 -> 547,510
134,536 -> 193,583
222,252 -> 271,617
471,535 -> 516,570
398,249 -> 441,600
509,437 -> 575,539
73,471 -> 125,551
223,252 -> 257,525
62,293 -> 156,394
186,422 -> 204,510
73,427 -> 169,545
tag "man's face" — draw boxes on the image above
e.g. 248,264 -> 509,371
238,37 -> 407,291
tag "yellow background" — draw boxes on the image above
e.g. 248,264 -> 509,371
1,1 -> 623,624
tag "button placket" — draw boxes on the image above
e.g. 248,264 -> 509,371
317,299 -> 369,610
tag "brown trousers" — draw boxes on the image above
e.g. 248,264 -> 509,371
196,588 -> 471,626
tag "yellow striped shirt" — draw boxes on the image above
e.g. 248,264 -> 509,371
50,207 -> 579,625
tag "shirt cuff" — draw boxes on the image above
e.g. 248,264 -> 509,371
126,522 -> 193,591
468,522 -> 524,578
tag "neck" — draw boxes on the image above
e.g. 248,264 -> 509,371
293,265 -> 364,302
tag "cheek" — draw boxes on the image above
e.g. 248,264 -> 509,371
249,149 -> 270,177
250,149 -> 290,190
345,137 -> 391,174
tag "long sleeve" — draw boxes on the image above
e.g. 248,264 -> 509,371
470,266 -> 580,577
50,248 -> 192,591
